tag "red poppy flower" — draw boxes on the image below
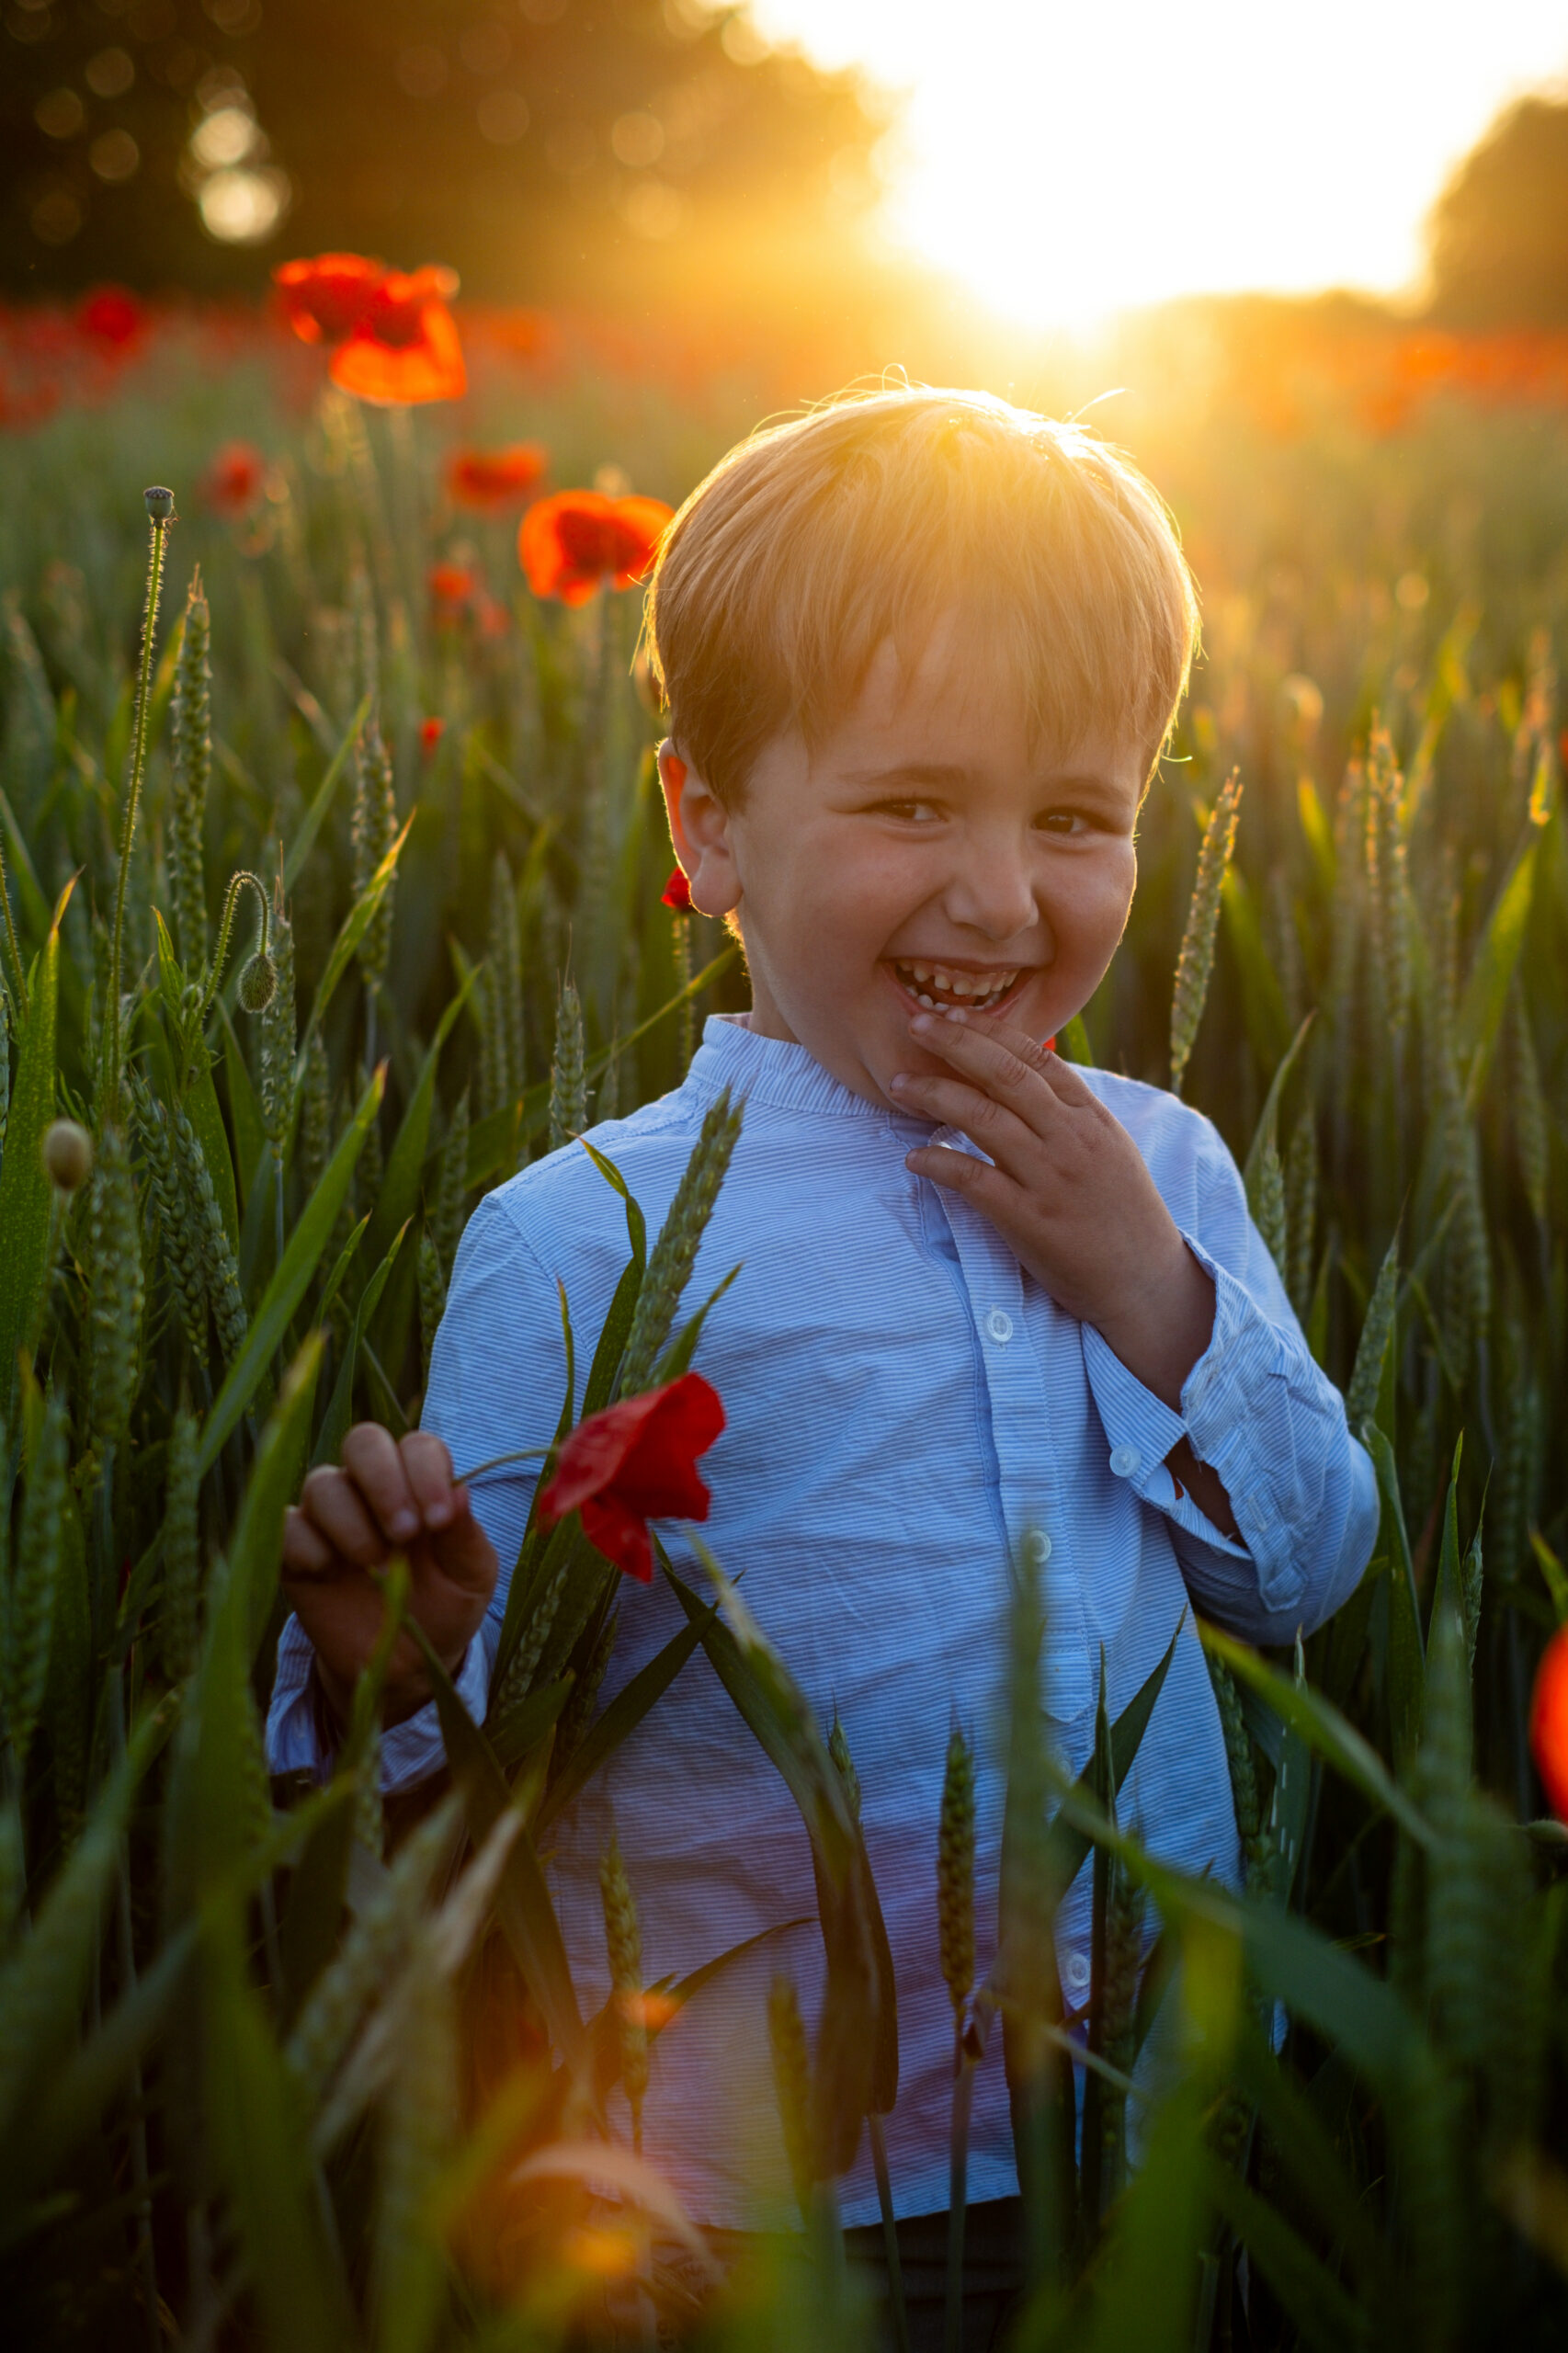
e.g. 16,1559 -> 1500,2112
539,1373 -> 724,1585
1530,1625 -> 1568,1819
518,489 -> 674,607
273,252 -> 388,346
448,441 -> 548,511
661,867 -> 692,912
78,286 -> 145,351
330,267 -> 466,405
203,439 -> 267,519
420,716 -> 446,755
428,561 -> 478,624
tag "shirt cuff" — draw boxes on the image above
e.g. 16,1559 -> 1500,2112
1081,1233 -> 1256,1559
265,1611 -> 496,1792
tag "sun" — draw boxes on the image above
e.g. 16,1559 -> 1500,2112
736,0 -> 1568,332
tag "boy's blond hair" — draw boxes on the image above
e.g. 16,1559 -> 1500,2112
644,384 -> 1199,805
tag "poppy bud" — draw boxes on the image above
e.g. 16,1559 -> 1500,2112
238,949 -> 278,1014
143,485 -> 176,521
41,1119 -> 94,1193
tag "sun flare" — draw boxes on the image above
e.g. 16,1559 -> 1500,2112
737,0 -> 1568,331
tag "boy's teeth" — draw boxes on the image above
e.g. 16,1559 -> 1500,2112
894,959 -> 1019,1008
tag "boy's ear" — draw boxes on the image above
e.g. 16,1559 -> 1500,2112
658,742 -> 743,920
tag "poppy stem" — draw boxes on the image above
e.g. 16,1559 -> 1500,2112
450,1441 -> 553,1486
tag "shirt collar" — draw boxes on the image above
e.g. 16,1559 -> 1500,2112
685,1013 -> 918,1128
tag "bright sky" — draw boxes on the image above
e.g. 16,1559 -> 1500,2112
735,0 -> 1568,328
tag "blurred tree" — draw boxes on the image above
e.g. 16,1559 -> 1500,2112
1,0 -> 890,303
1426,94 -> 1568,330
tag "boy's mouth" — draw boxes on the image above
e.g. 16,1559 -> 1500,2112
887,958 -> 1025,1016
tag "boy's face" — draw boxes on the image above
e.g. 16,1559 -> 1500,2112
661,619 -> 1145,1110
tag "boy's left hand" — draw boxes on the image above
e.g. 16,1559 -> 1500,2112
892,1010 -> 1217,1417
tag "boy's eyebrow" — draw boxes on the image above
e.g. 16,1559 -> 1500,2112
840,759 -> 1133,801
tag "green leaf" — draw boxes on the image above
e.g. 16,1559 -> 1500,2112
0,879 -> 67,1405
1207,2162 -> 1372,2353
536,1602 -> 717,1833
199,1062 -> 384,1475
1199,1622 -> 1432,1848
485,1673 -> 573,1776
1036,1615 -> 1185,1904
292,811 -> 415,1088
1221,864 -> 1293,1070
201,1893 -> 358,2353
228,1335 -> 323,1664
0,1695 -> 171,2148
363,967 -> 477,1285
1458,829 -> 1539,1108
219,995 -> 267,1216
1242,1012 -> 1313,1199
313,1222 -> 407,1470
285,692 -> 371,889
404,1620 -> 584,2063
1365,1425 -> 1425,1777
186,1045 -> 241,1261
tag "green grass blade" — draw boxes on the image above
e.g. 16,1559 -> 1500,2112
535,1601 -> 717,1834
313,1222 -> 407,1470
1199,1622 -> 1432,1847
227,1335 -> 323,1663
284,692 -> 371,889
403,1620 -> 584,2063
1458,830 -> 1539,1108
362,966 -> 476,1282
201,1893 -> 358,2353
1206,2161 -> 1372,2353
0,1694 -> 171,2146
199,1062 -> 384,1474
0,880 -> 66,1402
292,813 -> 415,1088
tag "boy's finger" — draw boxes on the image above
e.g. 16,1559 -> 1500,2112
905,1142 -> 1022,1222
282,1503 -> 338,1579
978,1018 -> 1101,1110
400,1428 -> 462,1529
890,1065 -> 1039,1166
342,1420 -> 422,1547
300,1462 -> 392,1568
906,1013 -> 1068,1131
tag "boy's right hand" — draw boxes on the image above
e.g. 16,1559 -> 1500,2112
283,1425 -> 499,1728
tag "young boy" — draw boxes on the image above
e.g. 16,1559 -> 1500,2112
268,388 -> 1376,2301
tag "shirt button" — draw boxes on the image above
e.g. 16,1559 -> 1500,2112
1025,1529 -> 1052,1565
1064,1951 -> 1092,1993
1110,1444 -> 1142,1477
985,1307 -> 1014,1344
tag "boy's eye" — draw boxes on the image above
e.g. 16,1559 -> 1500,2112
1037,809 -> 1090,835
876,799 -> 942,823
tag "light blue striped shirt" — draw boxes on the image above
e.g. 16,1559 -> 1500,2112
268,1015 -> 1376,2230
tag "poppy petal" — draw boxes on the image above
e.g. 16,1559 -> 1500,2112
580,1492 -> 655,1584
1530,1625 -> 1568,1820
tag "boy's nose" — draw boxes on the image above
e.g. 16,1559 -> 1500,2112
941,847 -> 1040,946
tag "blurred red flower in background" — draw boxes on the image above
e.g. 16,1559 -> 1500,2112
662,867 -> 692,911
420,716 -> 446,755
1530,1624 -> 1568,1819
202,440 -> 267,519
273,253 -> 387,346
428,561 -> 478,622
77,287 -> 145,352
519,488 -> 673,606
539,1372 -> 724,1584
448,442 -> 548,511
330,267 -> 465,405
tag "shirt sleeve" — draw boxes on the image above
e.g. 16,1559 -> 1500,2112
263,1190 -> 569,1792
1081,1112 -> 1378,1647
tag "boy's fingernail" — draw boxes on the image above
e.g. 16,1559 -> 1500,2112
426,1498 -> 452,1529
889,1072 -> 910,1091
391,1508 -> 419,1540
910,1012 -> 933,1033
